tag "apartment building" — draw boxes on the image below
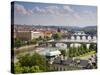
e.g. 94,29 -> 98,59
15,31 -> 44,41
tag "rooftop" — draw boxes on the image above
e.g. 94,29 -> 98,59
53,58 -> 90,68
46,50 -> 61,56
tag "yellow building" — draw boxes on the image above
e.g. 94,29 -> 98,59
15,31 -> 44,41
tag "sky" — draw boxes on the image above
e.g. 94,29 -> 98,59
13,1 -> 97,27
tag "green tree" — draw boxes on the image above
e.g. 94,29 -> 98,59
31,39 -> 37,44
18,54 -> 32,67
60,50 -> 66,56
89,43 -> 96,50
22,66 -> 30,73
14,62 -> 42,73
14,62 -> 23,74
82,44 -> 87,50
27,40 -> 32,45
31,53 -> 47,71
38,36 -> 42,40
30,66 -> 42,73
53,32 -> 62,40
14,38 -> 22,48
45,36 -> 51,41
17,53 -> 47,72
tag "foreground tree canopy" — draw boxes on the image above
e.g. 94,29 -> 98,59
14,53 -> 47,73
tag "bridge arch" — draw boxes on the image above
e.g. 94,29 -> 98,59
76,36 -> 80,40
82,36 -> 86,40
71,36 -> 75,40
93,36 -> 97,40
87,36 -> 92,40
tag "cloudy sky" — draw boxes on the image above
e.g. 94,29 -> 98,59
13,1 -> 97,27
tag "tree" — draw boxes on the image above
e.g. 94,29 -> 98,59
31,39 -> 37,44
89,43 -> 96,50
53,32 -> 62,40
14,38 -> 22,48
14,62 -> 42,73
17,53 -> 47,72
82,44 -> 87,50
30,66 -> 42,72
22,66 -> 30,73
38,36 -> 42,40
60,49 -> 66,57
31,53 -> 47,71
18,54 -> 32,67
14,62 -> 23,74
14,53 -> 48,73
45,36 -> 51,41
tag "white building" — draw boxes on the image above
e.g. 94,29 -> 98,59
46,50 -> 61,57
31,31 -> 44,39
46,50 -> 61,64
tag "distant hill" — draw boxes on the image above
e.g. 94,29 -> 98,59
82,26 -> 97,35
83,26 -> 97,30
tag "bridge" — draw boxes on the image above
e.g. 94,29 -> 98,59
45,39 -> 97,48
47,39 -> 97,44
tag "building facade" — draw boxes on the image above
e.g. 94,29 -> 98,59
15,31 -> 44,41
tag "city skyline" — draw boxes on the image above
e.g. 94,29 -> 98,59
13,1 -> 97,27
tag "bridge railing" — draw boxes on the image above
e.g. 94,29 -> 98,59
48,39 -> 97,43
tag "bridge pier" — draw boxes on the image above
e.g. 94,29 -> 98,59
65,43 -> 71,48
51,42 -> 56,47
86,44 -> 90,49
47,39 -> 97,50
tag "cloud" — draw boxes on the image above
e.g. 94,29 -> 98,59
14,4 -> 96,22
31,6 -> 46,14
83,10 -> 97,18
15,4 -> 75,16
31,6 -> 62,15
63,6 -> 74,12
78,10 -> 97,20
14,4 -> 77,19
31,5 -> 75,16
45,6 -> 60,14
15,4 -> 31,15
73,13 -> 81,20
